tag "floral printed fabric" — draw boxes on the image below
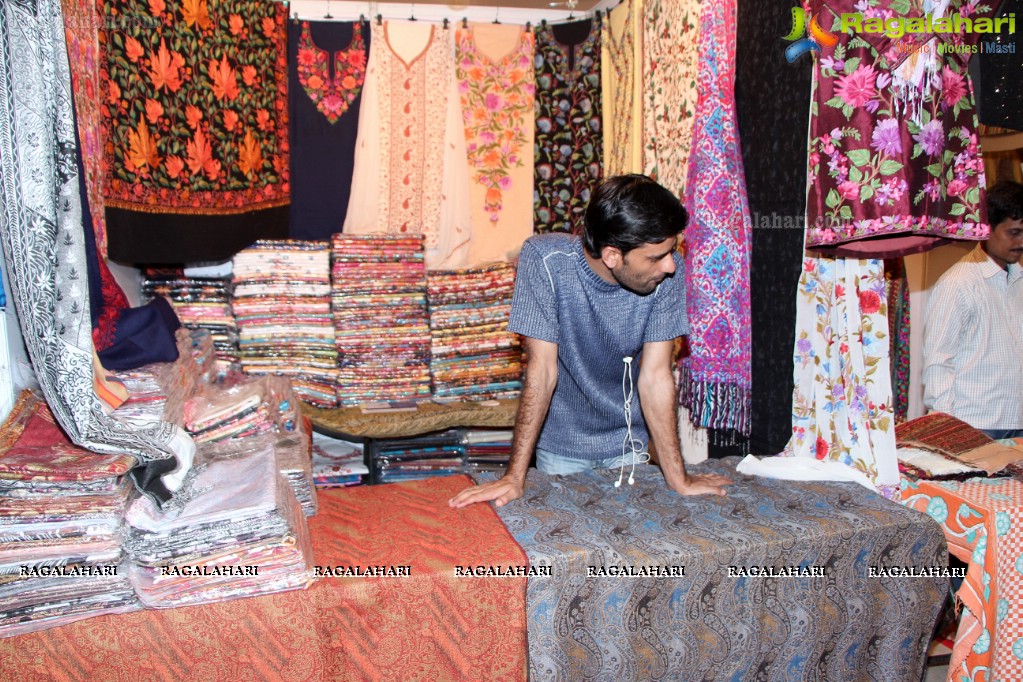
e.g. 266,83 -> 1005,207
100,0 -> 289,213
786,256 -> 900,499
344,22 -> 472,269
533,19 -> 602,235
678,0 -> 752,435
601,0 -> 644,176
295,21 -> 366,124
642,0 -> 702,199
805,0 -> 997,256
288,20 -> 369,240
61,0 -> 111,257
456,24 -> 535,264
902,476 -> 1023,681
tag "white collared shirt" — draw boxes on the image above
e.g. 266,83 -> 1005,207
923,244 -> 1023,429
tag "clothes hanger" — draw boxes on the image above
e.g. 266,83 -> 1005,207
324,0 -> 332,20
409,3 -> 417,21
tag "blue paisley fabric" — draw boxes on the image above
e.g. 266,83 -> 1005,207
482,458 -> 948,680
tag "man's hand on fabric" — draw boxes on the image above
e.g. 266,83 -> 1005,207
448,476 -> 524,509
667,472 -> 733,497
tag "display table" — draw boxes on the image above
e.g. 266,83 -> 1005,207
0,476 -> 529,681
483,458 -> 949,681
902,476 -> 1023,682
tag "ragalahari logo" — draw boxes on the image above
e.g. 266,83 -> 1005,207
783,7 -> 839,62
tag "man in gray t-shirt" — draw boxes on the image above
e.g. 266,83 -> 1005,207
450,175 -> 731,509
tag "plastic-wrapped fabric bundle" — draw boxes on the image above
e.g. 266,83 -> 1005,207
0,392 -> 139,637
142,275 -> 240,374
311,432 -> 367,487
125,444 -> 314,608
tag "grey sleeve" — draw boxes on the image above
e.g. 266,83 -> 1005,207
644,252 -> 688,342
507,242 -> 560,344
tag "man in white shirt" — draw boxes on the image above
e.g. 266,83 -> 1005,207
923,181 -> 1023,439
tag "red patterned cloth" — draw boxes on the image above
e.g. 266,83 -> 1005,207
0,476 -> 529,680
98,0 -> 291,263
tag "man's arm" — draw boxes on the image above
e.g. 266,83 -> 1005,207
637,340 -> 731,496
448,337 -> 558,508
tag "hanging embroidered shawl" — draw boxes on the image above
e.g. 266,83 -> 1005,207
885,258 -> 911,424
533,19 -> 603,235
804,0 -> 1000,257
785,256 -> 900,499
601,0 -> 644,176
99,0 -> 290,264
62,1 -> 131,348
642,0 -> 702,198
456,24 -> 535,265
288,20 -> 369,241
0,0 -> 181,488
679,0 -> 752,436
345,21 -> 472,269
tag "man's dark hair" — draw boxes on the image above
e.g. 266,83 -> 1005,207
581,174 -> 688,258
987,180 -> 1023,229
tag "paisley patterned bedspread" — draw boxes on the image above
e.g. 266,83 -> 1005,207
481,458 -> 948,681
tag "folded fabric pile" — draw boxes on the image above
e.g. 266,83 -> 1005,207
896,412 -> 1023,480
182,379 -> 276,445
464,429 -> 514,474
273,429 -> 317,516
426,262 -> 522,400
142,275 -> 239,373
124,442 -> 314,608
0,392 -> 138,637
311,432 -> 368,487
331,235 -> 432,406
373,430 -> 465,484
111,328 -> 215,427
233,240 -> 338,408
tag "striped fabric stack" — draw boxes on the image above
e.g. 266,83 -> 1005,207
142,275 -> 238,373
331,235 -> 432,406
232,241 -> 338,408
426,262 -> 522,400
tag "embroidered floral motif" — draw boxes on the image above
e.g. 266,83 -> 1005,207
786,256 -> 900,498
806,0 -> 994,252
456,28 -> 534,224
100,0 -> 289,212
534,19 -> 603,234
296,21 -> 367,124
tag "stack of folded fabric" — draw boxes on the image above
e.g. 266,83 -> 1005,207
112,329 -> 214,428
426,262 -> 522,400
331,235 -> 432,406
895,412 -> 1023,480
463,429 -> 514,473
273,430 -> 317,516
0,392 -> 138,637
373,430 -> 465,484
311,432 -> 367,487
182,380 -> 276,445
232,240 -> 338,408
124,442 -> 314,608
142,275 -> 239,373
